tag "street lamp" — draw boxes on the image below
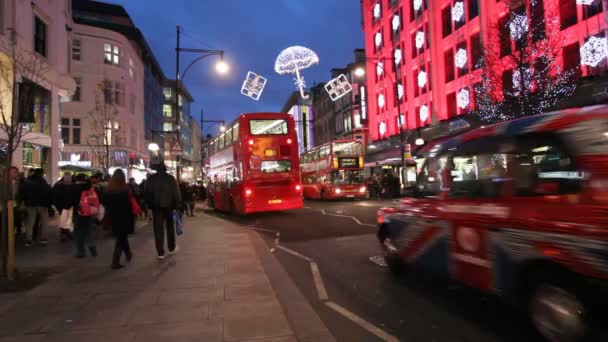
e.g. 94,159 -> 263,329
215,60 -> 230,74
147,142 -> 160,152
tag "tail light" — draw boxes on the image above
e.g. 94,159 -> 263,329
248,139 -> 254,145
335,188 -> 342,194
359,186 -> 366,193
245,188 -> 252,197
287,138 -> 292,144
295,184 -> 302,191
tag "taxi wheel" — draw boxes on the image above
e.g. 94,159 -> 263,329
379,232 -> 404,275
528,281 -> 589,342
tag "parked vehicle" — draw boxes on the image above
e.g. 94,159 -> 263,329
376,107 -> 608,342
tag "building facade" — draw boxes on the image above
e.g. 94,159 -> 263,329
281,92 -> 314,154
62,0 -> 148,181
0,0 -> 76,182
162,79 -> 194,180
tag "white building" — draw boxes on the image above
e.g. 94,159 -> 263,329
0,0 -> 76,182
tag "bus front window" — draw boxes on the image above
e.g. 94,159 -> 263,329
331,170 -> 364,185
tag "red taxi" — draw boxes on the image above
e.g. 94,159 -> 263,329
377,107 -> 608,341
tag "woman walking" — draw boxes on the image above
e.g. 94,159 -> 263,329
74,178 -> 100,258
103,169 -> 134,270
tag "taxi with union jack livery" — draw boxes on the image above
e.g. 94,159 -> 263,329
377,106 -> 608,342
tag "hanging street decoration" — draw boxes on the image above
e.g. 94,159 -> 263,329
580,36 -> 608,67
397,83 -> 404,99
394,48 -> 402,65
392,15 -> 400,31
375,32 -> 383,47
452,1 -> 465,22
509,14 -> 528,40
240,71 -> 267,101
373,2 -> 381,19
324,74 -> 353,101
415,31 -> 425,49
413,0 -> 423,11
274,46 -> 319,100
419,104 -> 429,122
379,121 -> 387,137
417,70 -> 427,88
376,62 -> 384,77
455,48 -> 468,68
378,93 -> 386,108
457,88 -> 470,109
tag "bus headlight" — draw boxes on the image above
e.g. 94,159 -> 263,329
335,188 -> 341,194
295,184 -> 302,191
359,186 -> 366,193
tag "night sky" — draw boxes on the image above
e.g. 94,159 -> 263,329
111,0 -> 364,134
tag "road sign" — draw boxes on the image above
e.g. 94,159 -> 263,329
170,141 -> 183,156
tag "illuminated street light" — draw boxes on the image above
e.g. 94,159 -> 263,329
220,125 -> 226,132
354,67 -> 366,77
215,60 -> 230,74
147,142 -> 160,152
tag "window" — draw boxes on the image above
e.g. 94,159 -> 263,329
583,0 -> 603,20
499,16 -> 511,57
471,33 -> 482,70
261,160 -> 291,173
163,122 -> 174,131
559,0 -> 577,29
444,49 -> 455,82
332,142 -> 362,156
72,119 -> 81,145
442,6 -> 452,37
72,39 -> 81,61
163,88 -> 172,101
531,0 -> 545,41
163,104 -> 172,117
233,122 -> 240,142
225,128 -> 232,145
562,43 -> 581,76
417,155 -> 448,197
103,80 -> 125,106
73,77 -> 81,102
218,134 -> 225,149
456,41 -> 469,78
468,0 -> 479,20
61,118 -> 70,144
130,128 -> 136,148
34,17 -> 47,57
446,92 -> 457,118
249,119 -> 288,135
130,94 -> 135,114
104,43 -> 120,65
129,58 -> 135,80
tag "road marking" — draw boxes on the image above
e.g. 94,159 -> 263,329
324,213 -> 376,227
369,255 -> 388,267
277,245 -> 313,262
325,301 -> 399,342
310,262 -> 329,300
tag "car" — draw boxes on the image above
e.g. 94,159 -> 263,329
376,107 -> 608,342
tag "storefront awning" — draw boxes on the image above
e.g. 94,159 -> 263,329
365,148 -> 412,167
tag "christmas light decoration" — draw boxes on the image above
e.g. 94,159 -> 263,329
457,88 -> 469,109
397,83 -> 404,99
415,31 -> 425,49
375,32 -> 382,47
417,70 -> 427,88
419,104 -> 429,122
580,36 -> 608,67
394,48 -> 402,65
455,48 -> 467,68
452,1 -> 464,22
379,121 -> 387,136
392,15 -> 400,31
275,46 -> 319,100
376,62 -> 384,77
373,2 -> 381,19
378,94 -> 385,108
413,0 -> 423,11
576,0 -> 596,5
509,14 -> 528,40
325,74 -> 353,101
240,71 -> 267,101
512,68 -> 532,93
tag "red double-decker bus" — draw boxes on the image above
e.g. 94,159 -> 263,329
300,139 -> 367,200
206,112 -> 303,214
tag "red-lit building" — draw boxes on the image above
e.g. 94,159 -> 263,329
361,0 -> 607,145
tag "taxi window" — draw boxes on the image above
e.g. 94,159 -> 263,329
417,155 -> 447,197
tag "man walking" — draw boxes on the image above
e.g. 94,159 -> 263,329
21,168 -> 51,246
145,163 -> 181,259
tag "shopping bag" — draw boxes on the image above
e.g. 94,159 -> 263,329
59,207 -> 74,232
173,210 -> 183,235
129,191 -> 142,216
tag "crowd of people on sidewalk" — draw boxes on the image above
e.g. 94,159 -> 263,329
365,173 -> 401,199
7,162 -> 198,270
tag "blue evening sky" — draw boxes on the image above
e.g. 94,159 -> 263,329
111,0 -> 364,134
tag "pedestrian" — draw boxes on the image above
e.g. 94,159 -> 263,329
103,169 -> 134,269
21,168 -> 51,246
180,182 -> 194,216
74,178 -> 99,258
138,179 -> 148,219
52,172 -> 75,241
145,162 -> 181,260
9,166 -> 24,237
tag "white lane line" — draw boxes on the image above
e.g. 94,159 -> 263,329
277,245 -> 313,262
325,301 -> 399,342
310,262 -> 329,301
324,213 -> 376,227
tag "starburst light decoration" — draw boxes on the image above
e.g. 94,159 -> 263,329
457,88 -> 470,109
376,62 -> 384,77
509,14 -> 528,40
397,83 -> 404,99
415,31 -> 425,49
419,104 -> 429,122
394,49 -> 402,65
373,2 -> 381,19
417,70 -> 427,88
580,36 -> 608,67
378,94 -> 385,108
413,0 -> 423,11
512,68 -> 532,92
455,48 -> 467,68
324,74 -> 353,101
392,15 -> 400,31
274,46 -> 319,99
240,71 -> 267,101
379,121 -> 387,136
452,1 -> 464,22
375,32 -> 382,47
576,0 -> 596,4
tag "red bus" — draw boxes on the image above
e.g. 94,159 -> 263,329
300,139 -> 367,200
206,112 -> 303,214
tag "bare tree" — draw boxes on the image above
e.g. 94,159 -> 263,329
85,82 -> 123,173
472,0 -> 577,124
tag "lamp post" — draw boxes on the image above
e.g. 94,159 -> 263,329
199,108 -> 225,179
174,25 -> 229,181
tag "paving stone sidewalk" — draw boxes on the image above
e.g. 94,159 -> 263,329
0,212 -> 322,342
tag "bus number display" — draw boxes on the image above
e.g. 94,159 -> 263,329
338,157 -> 358,168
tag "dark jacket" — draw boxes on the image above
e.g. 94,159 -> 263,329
103,189 -> 134,235
51,181 -> 75,211
145,172 -> 181,210
21,176 -> 51,207
181,184 -> 194,202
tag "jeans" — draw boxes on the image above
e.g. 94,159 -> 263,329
25,206 -> 48,241
153,208 -> 175,256
74,216 -> 95,256
112,229 -> 131,266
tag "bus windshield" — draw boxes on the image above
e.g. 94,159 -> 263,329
332,142 -> 363,156
250,119 -> 288,135
331,170 -> 364,184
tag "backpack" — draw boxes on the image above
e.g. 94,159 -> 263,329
79,188 -> 100,217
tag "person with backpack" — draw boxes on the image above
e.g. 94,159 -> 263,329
74,178 -> 100,258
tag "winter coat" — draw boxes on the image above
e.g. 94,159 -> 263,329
21,176 -> 51,207
145,172 -> 181,210
51,181 -> 75,211
103,189 -> 134,235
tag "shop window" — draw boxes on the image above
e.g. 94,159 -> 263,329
583,0 -> 603,20
444,49 -> 455,82
559,0 -> 577,29
442,6 -> 452,38
468,0 -> 479,20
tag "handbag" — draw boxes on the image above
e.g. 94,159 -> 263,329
173,210 -> 183,235
129,191 -> 142,216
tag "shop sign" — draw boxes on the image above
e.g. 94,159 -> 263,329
58,153 -> 91,167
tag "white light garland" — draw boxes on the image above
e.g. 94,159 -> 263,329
373,2 -> 381,19
452,1 -> 464,22
413,0 -> 423,11
379,121 -> 387,136
375,31 -> 382,47
394,48 -> 402,65
576,0 -> 596,5
415,30 -> 425,49
455,48 -> 467,68
417,70 -> 427,88
419,105 -> 429,122
274,46 -> 319,100
457,88 -> 470,109
512,68 -> 532,94
580,36 -> 608,67
392,15 -> 400,31
397,83 -> 404,99
376,62 -> 384,77
509,14 -> 528,40
378,94 -> 385,108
